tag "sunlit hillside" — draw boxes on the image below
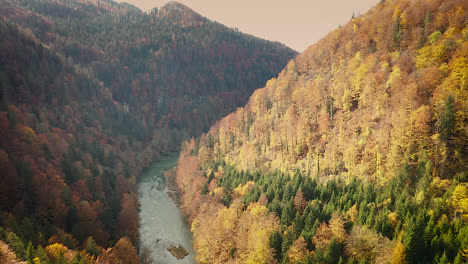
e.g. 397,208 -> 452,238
176,0 -> 468,263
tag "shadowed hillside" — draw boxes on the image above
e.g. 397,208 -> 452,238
0,0 -> 296,262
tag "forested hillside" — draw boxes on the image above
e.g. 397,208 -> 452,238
175,0 -> 468,263
0,0 -> 296,262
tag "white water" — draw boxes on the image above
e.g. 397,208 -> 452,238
138,153 -> 195,264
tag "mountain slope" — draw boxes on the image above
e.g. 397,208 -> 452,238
175,0 -> 468,263
1,0 -> 296,137
0,0 -> 296,262
0,15 -> 148,262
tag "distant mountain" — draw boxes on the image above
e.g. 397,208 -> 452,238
1,0 -> 296,137
175,0 -> 468,263
0,0 -> 296,262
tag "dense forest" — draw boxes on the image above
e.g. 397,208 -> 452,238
0,0 -> 296,262
175,0 -> 468,263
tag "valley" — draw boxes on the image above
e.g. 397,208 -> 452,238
0,0 -> 467,263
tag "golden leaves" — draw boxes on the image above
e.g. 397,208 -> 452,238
451,184 -> 468,221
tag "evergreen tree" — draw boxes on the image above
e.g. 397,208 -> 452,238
86,237 -> 99,257
201,182 -> 209,195
6,232 -> 26,260
325,237 -> 343,264
25,241 -> 34,264
270,230 -> 283,261
281,202 -> 294,227
221,187 -> 232,207
403,215 -> 427,263
440,95 -> 455,144
35,245 -> 51,264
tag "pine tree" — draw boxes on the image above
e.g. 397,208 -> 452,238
26,241 -> 34,264
440,95 -> 455,144
35,245 -> 51,264
6,232 -> 26,260
270,230 -> 283,261
438,252 -> 449,264
86,237 -> 99,257
325,237 -> 343,264
281,202 -> 294,227
201,182 -> 209,195
403,215 -> 427,263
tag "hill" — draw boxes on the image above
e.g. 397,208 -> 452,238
175,0 -> 468,263
0,0 -> 296,262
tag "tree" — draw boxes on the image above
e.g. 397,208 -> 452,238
345,225 -> 392,263
287,236 -> 308,264
325,237 -> 343,264
71,253 -> 88,264
451,185 -> 468,221
313,222 -> 333,252
403,215 -> 427,264
108,237 -> 139,264
34,245 -> 51,264
201,182 -> 209,195
393,14 -> 402,48
329,213 -> 347,243
6,232 -> 26,260
45,243 -> 69,263
438,252 -> 449,264
117,194 -> 139,244
85,237 -> 99,257
391,240 -> 407,264
236,203 -> 279,263
281,202 -> 294,227
440,95 -> 455,144
221,187 -> 233,207
26,241 -> 34,263
294,189 -> 307,213
270,230 -> 283,261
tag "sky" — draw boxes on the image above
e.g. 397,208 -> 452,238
118,0 -> 379,52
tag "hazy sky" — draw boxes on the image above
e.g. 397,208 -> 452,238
118,0 -> 379,52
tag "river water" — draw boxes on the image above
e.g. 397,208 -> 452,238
138,153 -> 195,264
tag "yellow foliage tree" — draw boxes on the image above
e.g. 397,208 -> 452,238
329,213 -> 347,243
391,240 -> 407,264
236,203 -> 279,264
451,184 -> 468,220
287,236 -> 308,264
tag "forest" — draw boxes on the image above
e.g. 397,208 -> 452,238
175,0 -> 468,263
0,0 -> 296,263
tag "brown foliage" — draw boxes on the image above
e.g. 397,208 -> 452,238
293,189 -> 307,213
117,194 -> 139,244
312,222 -> 333,252
106,237 -> 139,264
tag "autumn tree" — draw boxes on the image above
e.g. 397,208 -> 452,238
391,240 -> 407,264
107,237 -> 139,264
287,236 -> 308,264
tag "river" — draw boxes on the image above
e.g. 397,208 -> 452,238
138,153 -> 195,264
